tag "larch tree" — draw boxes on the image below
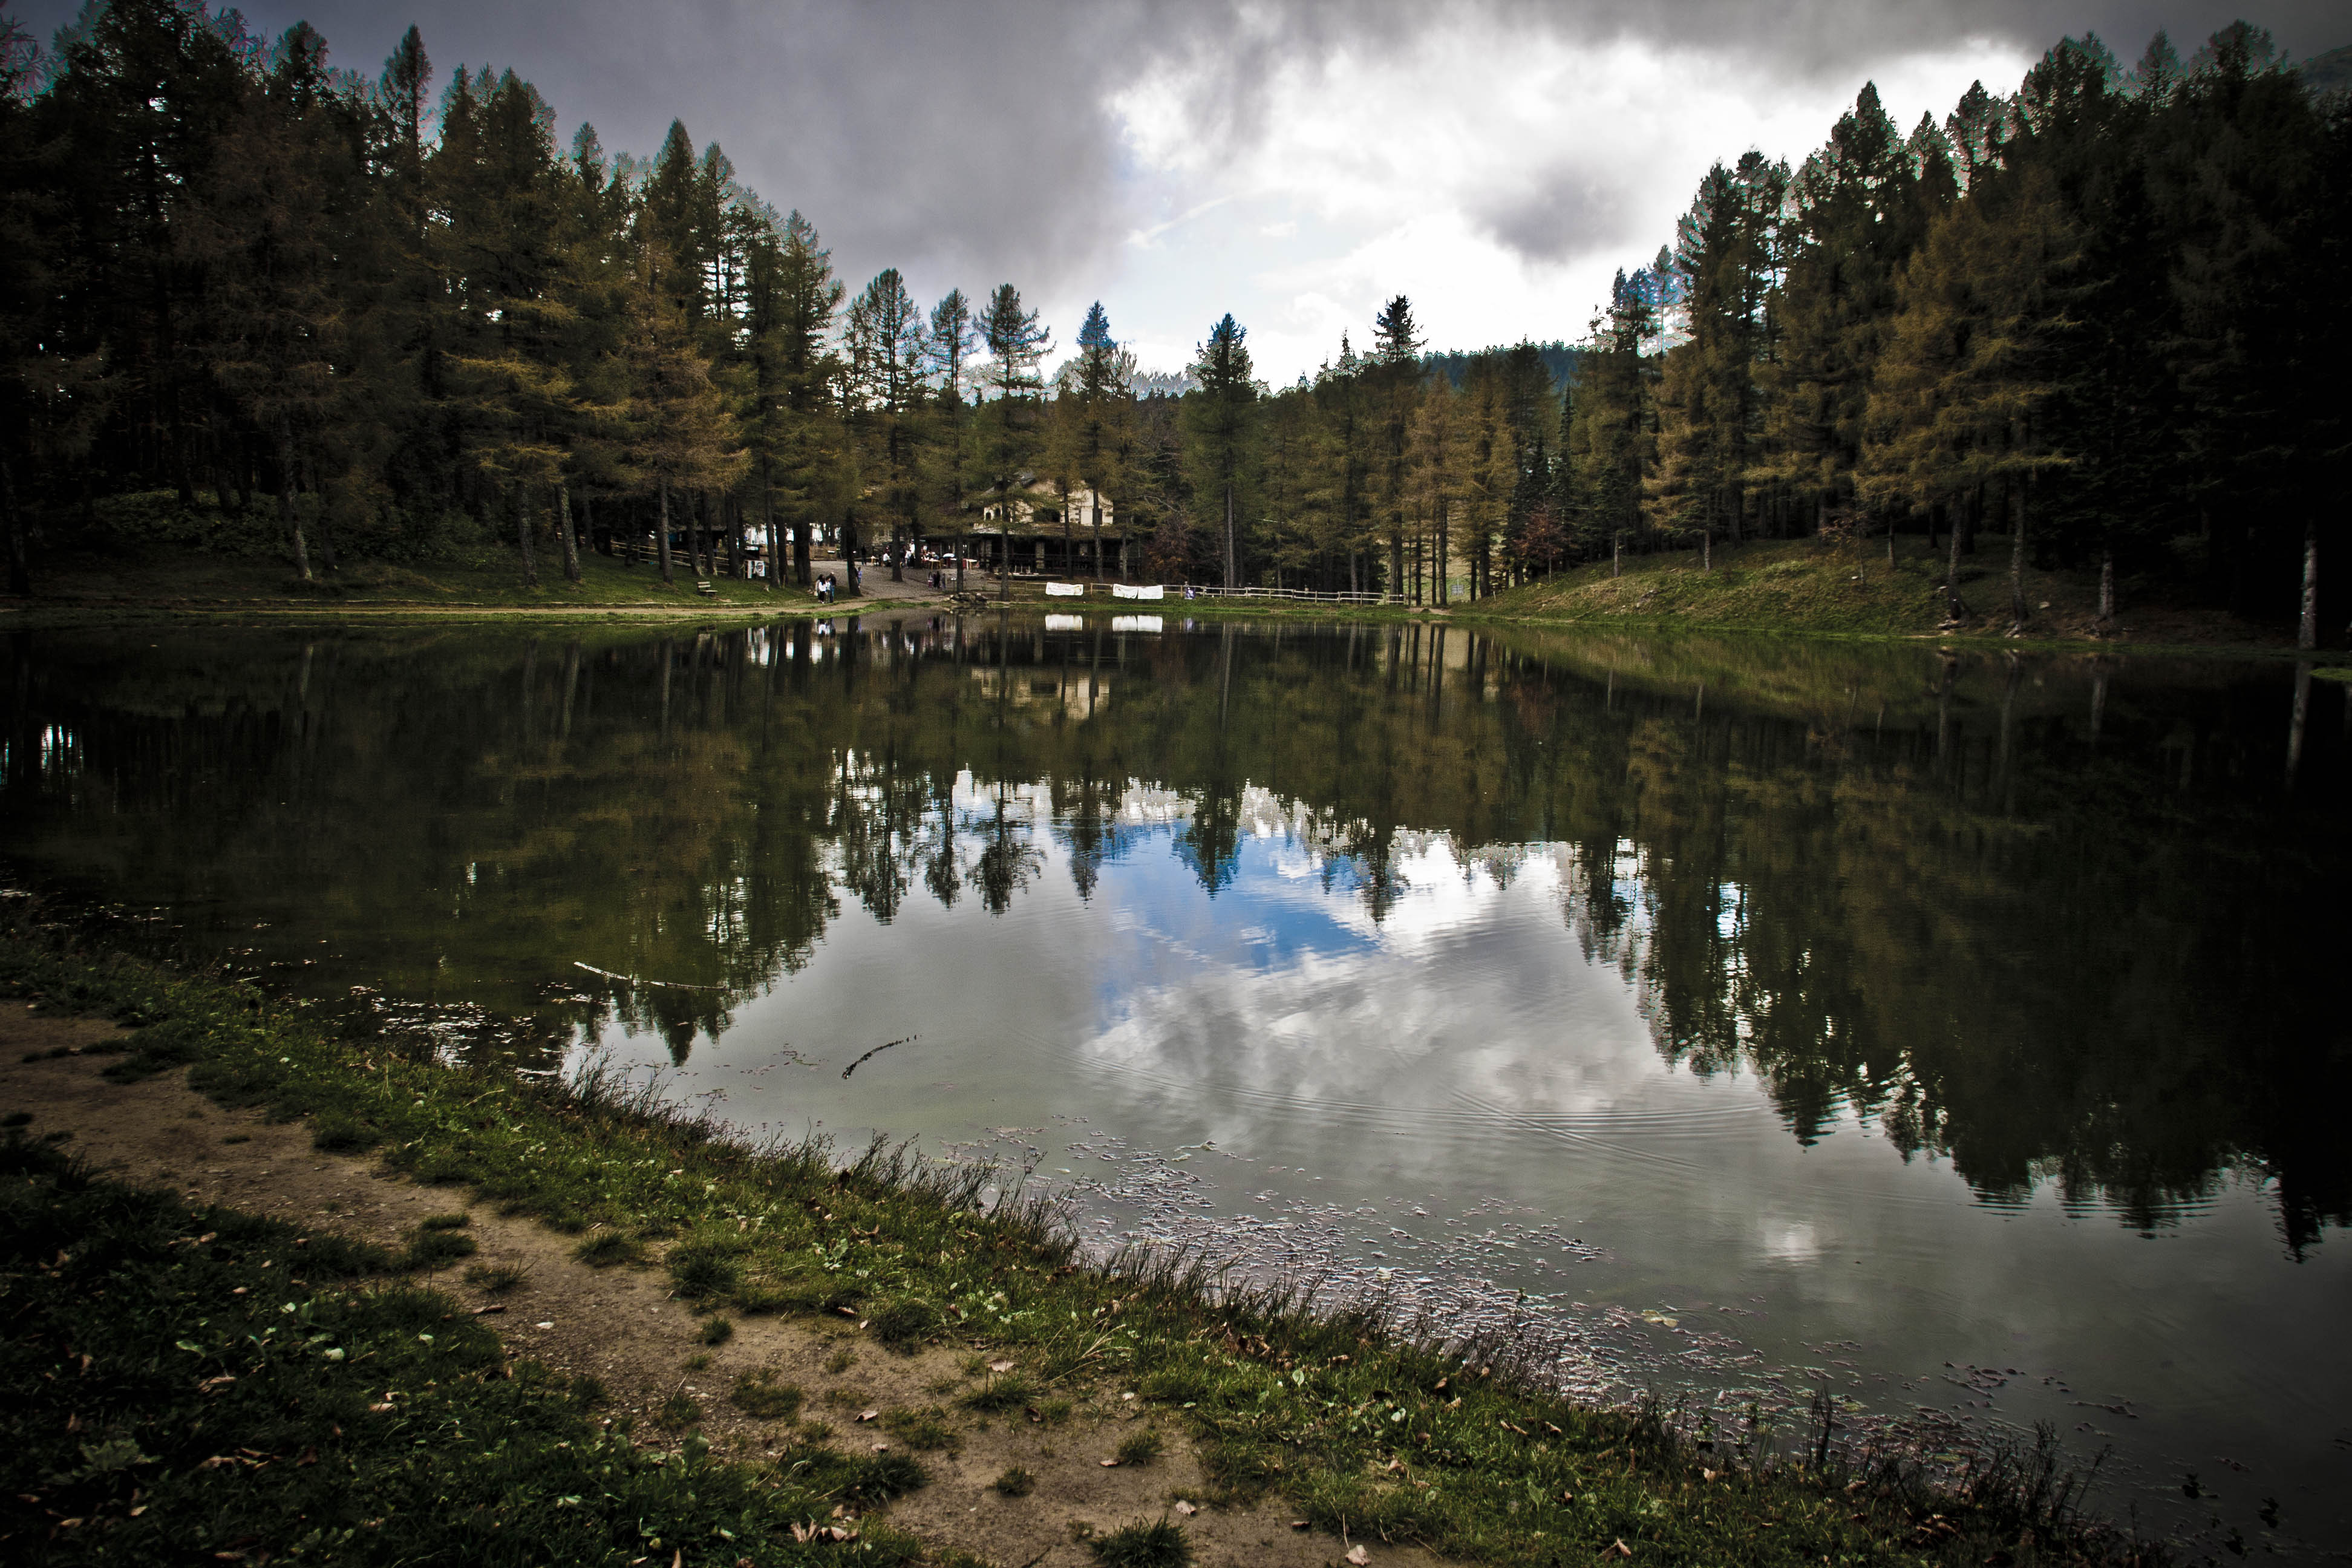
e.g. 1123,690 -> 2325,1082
1183,313 -> 1258,590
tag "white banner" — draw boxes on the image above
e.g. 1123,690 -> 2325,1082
1045,581 -> 1085,596
1112,582 -> 1165,600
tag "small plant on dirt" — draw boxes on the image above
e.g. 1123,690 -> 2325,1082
657,1391 -> 701,1429
823,1345 -> 857,1375
309,1111 -> 377,1152
992,1465 -> 1036,1498
463,1263 -> 528,1295
1088,1517 -> 1192,1568
881,1405 -> 959,1453
866,1294 -> 940,1352
699,1316 -> 735,1346
418,1211 -> 470,1230
569,1374 -> 610,1407
731,1370 -> 803,1420
0,1112 -> 31,1128
962,1370 -> 1037,1413
572,1229 -> 641,1267
1037,1396 -> 1074,1426
220,1132 -> 249,1144
683,1353 -> 713,1371
401,1227 -> 477,1269
1115,1428 -> 1165,1468
666,1239 -> 744,1300
835,1451 -> 929,1504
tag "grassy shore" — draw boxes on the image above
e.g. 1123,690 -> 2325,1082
0,912 -> 2166,1568
1455,538 -> 2303,655
8,492 -> 2321,658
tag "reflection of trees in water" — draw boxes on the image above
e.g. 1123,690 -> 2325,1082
4,619 -> 2348,1249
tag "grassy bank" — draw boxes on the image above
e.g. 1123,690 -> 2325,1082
0,1129 -> 935,1564
0,917 -> 2164,1568
3,493 -> 2318,659
1458,538 -> 2296,653
5,491 -> 841,619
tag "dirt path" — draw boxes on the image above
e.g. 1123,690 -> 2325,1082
0,1010 -> 1435,1568
810,560 -> 954,606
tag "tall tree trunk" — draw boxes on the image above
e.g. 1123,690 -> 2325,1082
517,492 -> 540,588
558,484 -> 583,583
2287,660 -> 2313,788
760,457 -> 779,591
1612,531 -> 1621,578
841,511 -> 862,597
1944,515 -> 1967,623
1,457 -> 28,596
1702,521 -> 1713,575
2298,520 -> 2319,651
1436,501 -> 1449,605
2008,482 -> 2028,633
658,479 -> 675,584
274,415 -> 312,583
1091,495 -> 1105,581
1224,480 -> 1238,589
301,456 -> 338,575
793,505 -> 812,589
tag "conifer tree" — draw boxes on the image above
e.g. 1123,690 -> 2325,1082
1183,313 -> 1258,589
974,283 -> 1050,600
1370,295 -> 1423,593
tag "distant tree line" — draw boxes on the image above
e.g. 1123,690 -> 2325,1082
0,6 -> 2345,635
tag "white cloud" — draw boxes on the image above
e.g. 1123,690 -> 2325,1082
1079,22 -> 2035,382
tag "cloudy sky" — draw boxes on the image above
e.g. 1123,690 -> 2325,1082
19,1 -> 2346,381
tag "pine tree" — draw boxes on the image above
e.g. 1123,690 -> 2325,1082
626,243 -> 738,585
1183,313 -> 1258,589
1369,295 -> 1424,594
975,283 -> 1051,600
845,267 -> 925,578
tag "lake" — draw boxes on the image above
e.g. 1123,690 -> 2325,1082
4,612 -> 2346,1553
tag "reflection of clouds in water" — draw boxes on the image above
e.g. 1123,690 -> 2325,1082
1079,827 -> 1679,1149
1759,1220 -> 1821,1263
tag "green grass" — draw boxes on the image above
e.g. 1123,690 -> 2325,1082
1088,1517 -> 1193,1567
0,922 -> 2162,1567
1114,1428 -> 1165,1467
9,493 -> 831,618
879,1405 -> 960,1454
0,1129 -> 928,1565
463,1261 -> 529,1295
730,1370 -> 804,1421
992,1465 -> 1036,1497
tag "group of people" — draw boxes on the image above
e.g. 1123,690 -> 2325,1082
814,567 -> 855,604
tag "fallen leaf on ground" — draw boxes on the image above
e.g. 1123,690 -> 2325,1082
1174,1501 -> 1197,1515
987,1360 -> 1015,1373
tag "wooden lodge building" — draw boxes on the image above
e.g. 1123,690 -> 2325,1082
969,482 -> 1126,578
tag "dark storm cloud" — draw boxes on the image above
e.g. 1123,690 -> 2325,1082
16,0 -> 2344,293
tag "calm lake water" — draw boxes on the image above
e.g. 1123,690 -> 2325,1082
4,614 -> 2347,1553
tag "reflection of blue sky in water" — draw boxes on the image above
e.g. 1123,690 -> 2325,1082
584,773 -> 2352,1553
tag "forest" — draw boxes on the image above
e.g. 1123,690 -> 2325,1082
0,4 -> 2345,638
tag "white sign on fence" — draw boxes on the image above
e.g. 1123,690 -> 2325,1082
1045,581 -> 1085,596
1112,583 -> 1165,600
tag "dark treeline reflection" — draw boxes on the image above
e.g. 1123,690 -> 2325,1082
3,617 -> 2347,1250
